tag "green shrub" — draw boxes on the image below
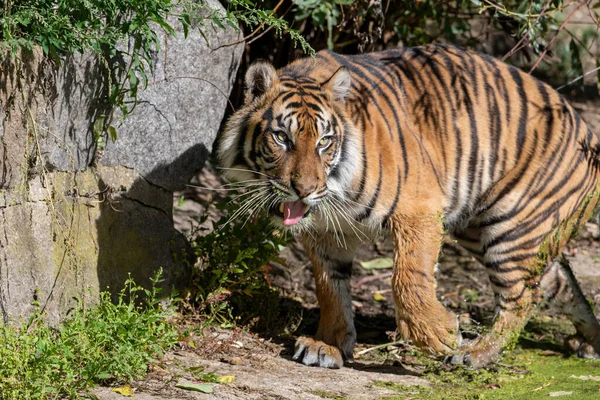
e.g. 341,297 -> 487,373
189,197 -> 291,331
0,270 -> 178,399
0,0 -> 312,148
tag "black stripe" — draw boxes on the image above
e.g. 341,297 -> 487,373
357,154 -> 383,221
485,252 -> 538,270
489,275 -> 526,289
499,285 -> 528,304
232,112 -> 253,169
330,262 -> 353,280
507,67 -> 529,161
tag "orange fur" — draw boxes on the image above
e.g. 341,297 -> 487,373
217,44 -> 600,368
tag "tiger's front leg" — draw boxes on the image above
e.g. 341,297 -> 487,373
390,213 -> 462,355
293,233 -> 359,369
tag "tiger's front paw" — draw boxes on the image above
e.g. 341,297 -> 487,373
398,309 -> 461,355
293,336 -> 344,369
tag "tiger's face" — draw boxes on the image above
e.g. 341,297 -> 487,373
217,61 -> 359,229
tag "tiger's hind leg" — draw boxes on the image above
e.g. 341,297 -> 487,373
449,244 -> 540,367
450,202 -> 599,366
540,258 -> 600,358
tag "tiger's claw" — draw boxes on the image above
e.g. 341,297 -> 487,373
445,345 -> 501,368
566,334 -> 600,359
445,335 -> 506,368
293,336 -> 344,369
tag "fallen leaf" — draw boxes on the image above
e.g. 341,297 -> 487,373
226,356 -> 247,366
218,375 -> 235,383
540,350 -> 562,356
533,381 -> 555,391
372,292 -> 386,302
351,300 -> 364,308
112,385 -> 134,397
359,258 -> 394,270
549,391 -> 573,397
176,382 -> 214,393
570,375 -> 600,381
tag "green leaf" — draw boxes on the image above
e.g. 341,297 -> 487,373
569,39 -> 583,86
93,115 -> 106,138
108,125 -> 118,142
129,68 -> 139,92
179,16 -> 190,38
359,258 -> 394,270
94,372 -> 113,380
175,383 -> 214,393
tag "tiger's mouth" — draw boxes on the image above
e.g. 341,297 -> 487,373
270,201 -> 311,226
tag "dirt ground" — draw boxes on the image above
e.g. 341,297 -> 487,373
92,98 -> 600,399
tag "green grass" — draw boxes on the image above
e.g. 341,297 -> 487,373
376,341 -> 600,399
369,312 -> 600,399
311,390 -> 347,399
490,349 -> 600,399
0,270 -> 179,399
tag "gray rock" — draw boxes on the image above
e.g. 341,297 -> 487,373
38,52 -> 107,171
0,0 -> 243,323
102,0 -> 243,191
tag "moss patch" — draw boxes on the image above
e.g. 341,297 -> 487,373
311,390 -> 347,399
369,312 -> 600,400
376,347 -> 600,399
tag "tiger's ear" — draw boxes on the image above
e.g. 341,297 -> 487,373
244,61 -> 277,105
321,67 -> 351,103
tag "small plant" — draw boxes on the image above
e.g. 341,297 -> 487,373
0,270 -> 179,399
461,288 -> 480,303
188,195 -> 291,332
186,365 -> 220,383
224,0 -> 314,56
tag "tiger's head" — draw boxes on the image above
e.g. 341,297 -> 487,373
216,58 -> 359,229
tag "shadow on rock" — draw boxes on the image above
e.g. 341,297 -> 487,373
95,144 -> 209,301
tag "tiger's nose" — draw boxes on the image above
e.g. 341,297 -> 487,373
291,181 -> 316,199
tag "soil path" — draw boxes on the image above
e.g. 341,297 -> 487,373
92,348 -> 429,399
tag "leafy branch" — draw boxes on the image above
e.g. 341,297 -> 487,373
0,0 -> 314,150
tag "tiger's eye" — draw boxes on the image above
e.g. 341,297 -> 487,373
318,137 -> 331,148
275,132 -> 287,143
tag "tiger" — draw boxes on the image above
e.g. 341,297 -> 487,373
215,43 -> 600,368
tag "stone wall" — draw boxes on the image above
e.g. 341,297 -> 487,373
0,0 -> 243,324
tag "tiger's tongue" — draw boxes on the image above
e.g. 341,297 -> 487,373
282,201 -> 308,226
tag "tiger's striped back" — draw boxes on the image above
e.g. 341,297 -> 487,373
304,45 -> 600,239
